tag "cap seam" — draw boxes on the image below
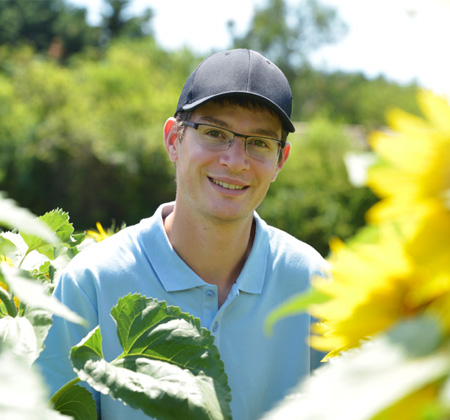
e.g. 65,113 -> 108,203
246,49 -> 251,92
189,56 -> 209,105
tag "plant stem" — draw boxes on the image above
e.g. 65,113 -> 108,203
49,376 -> 81,407
0,286 -> 17,317
18,249 -> 31,269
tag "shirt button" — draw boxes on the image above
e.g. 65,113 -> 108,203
212,322 -> 219,332
206,290 -> 215,298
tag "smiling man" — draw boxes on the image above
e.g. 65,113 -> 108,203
36,49 -> 327,420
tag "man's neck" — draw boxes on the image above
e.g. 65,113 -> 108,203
163,205 -> 255,307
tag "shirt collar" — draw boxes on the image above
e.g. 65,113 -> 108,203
139,203 -> 268,294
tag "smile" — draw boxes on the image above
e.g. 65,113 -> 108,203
210,178 -> 247,190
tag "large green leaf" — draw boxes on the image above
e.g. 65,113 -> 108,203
71,294 -> 232,420
52,385 -> 97,420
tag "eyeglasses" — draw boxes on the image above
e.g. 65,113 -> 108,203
182,121 -> 285,163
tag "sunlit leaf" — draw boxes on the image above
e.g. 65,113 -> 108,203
0,235 -> 18,258
264,287 -> 330,336
23,307 -> 53,360
0,193 -> 59,246
0,316 -> 37,364
2,265 -> 85,325
21,209 -> 74,260
71,294 -> 232,420
52,385 -> 97,420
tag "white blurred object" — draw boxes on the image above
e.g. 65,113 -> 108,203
344,152 -> 377,187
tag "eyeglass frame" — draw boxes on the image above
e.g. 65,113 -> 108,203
181,121 -> 286,162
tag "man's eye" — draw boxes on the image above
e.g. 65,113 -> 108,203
204,128 -> 227,139
206,130 -> 222,137
250,138 -> 270,148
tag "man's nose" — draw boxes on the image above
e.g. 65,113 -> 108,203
219,137 -> 250,170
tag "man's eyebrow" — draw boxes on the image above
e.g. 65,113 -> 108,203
198,116 -> 228,127
197,116 -> 280,139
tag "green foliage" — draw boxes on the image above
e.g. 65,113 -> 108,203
0,192 -> 58,244
0,195 -> 88,418
0,40 -> 199,230
102,0 -> 154,41
0,0 -> 99,58
68,294 -> 232,420
52,385 -> 97,420
21,209 -> 83,261
292,67 -> 421,127
259,117 -> 378,256
230,0 -> 347,79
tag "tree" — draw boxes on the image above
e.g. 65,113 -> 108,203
0,0 -> 99,58
101,0 -> 154,42
258,117 -> 378,256
0,40 -> 199,230
228,0 -> 347,80
291,67 -> 421,126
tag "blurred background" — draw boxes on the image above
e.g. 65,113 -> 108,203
1,0 -> 446,256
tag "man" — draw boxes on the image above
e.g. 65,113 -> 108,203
36,49 -> 327,419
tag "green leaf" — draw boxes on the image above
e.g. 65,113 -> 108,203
23,307 -> 53,360
32,260 -> 57,283
264,287 -> 331,336
21,209 -> 74,260
71,294 -> 232,420
0,192 -> 59,246
52,385 -> 97,420
2,265 -> 86,325
0,282 -> 17,317
0,235 -> 18,258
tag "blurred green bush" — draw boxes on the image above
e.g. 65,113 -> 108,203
258,117 -> 378,256
0,39 -> 198,229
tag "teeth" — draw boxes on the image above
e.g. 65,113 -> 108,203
211,178 -> 245,190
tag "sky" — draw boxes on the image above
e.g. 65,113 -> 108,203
68,0 -> 450,95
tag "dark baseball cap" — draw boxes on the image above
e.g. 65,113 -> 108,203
175,49 -> 295,133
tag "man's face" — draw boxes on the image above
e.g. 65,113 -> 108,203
167,101 -> 290,225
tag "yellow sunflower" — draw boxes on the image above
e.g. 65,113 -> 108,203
309,226 -> 450,359
86,221 -> 125,242
366,90 -> 450,245
86,222 -> 111,242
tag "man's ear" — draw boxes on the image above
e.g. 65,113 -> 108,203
271,142 -> 291,182
164,117 -> 179,162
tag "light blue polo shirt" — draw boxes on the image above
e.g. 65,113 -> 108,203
36,203 -> 327,420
